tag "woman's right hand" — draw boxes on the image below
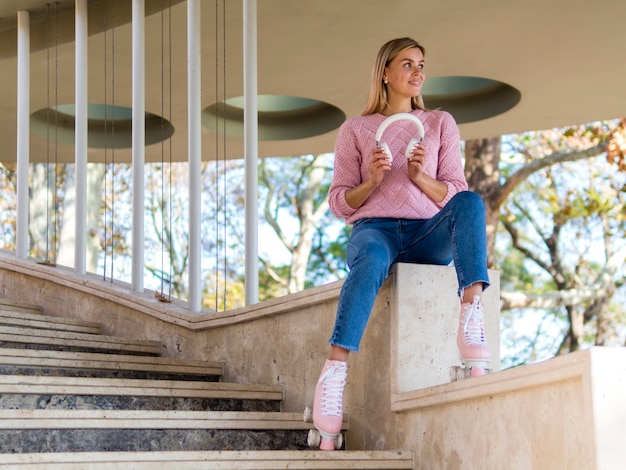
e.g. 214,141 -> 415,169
345,146 -> 392,209
368,146 -> 392,187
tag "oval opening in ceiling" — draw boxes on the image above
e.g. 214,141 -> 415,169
30,104 -> 174,148
422,76 -> 521,124
202,95 -> 346,141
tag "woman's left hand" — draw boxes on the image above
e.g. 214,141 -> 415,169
407,143 -> 427,183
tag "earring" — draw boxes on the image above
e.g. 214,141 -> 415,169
383,77 -> 388,84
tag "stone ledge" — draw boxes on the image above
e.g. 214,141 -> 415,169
0,308 -> 102,334
0,450 -> 415,469
0,409 -> 343,430
391,346 -> 594,412
0,324 -> 162,355
0,375 -> 284,400
0,348 -> 224,376
0,250 -> 342,330
392,347 -> 626,469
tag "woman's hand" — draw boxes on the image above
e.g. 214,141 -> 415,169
406,142 -> 448,202
344,146 -> 391,209
368,146 -> 392,187
407,143 -> 427,184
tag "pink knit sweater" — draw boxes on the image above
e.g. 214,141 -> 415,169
329,109 -> 468,224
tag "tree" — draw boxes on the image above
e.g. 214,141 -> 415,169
4,114 -> 626,364
497,157 -> 626,365
259,153 -> 344,294
472,121 -> 626,366
465,119 -> 626,267
102,160 -> 249,311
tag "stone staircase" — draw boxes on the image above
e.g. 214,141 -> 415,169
0,300 -> 413,469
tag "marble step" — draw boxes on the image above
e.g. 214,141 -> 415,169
0,450 -> 414,469
0,308 -> 101,335
0,299 -> 42,316
0,325 -> 161,356
0,348 -> 224,381
0,375 -> 283,412
0,410 -> 348,453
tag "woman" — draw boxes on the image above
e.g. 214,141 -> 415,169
311,37 -> 492,450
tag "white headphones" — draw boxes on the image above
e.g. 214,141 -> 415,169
375,113 -> 425,163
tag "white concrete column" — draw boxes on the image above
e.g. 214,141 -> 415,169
74,0 -> 88,275
131,0 -> 145,292
243,0 -> 259,305
187,0 -> 201,312
16,11 -> 30,259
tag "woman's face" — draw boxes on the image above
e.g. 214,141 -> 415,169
384,47 -> 425,100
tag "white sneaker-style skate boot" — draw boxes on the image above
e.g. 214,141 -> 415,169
311,359 -> 347,450
457,295 -> 491,377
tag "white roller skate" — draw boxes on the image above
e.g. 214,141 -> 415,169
457,295 -> 491,377
308,359 -> 347,450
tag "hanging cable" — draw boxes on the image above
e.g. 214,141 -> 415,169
102,0 -> 109,280
110,0 -> 116,282
53,1 -> 59,264
210,0 -> 229,311
212,0 -> 229,311
168,0 -> 173,301
156,0 -> 173,303
44,3 -> 51,262
221,0 -> 228,310
39,3 -> 58,267
214,0 -> 219,311
102,0 -> 117,283
158,0 -> 166,298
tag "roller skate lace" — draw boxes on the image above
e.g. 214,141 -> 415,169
460,295 -> 487,347
318,364 -> 346,418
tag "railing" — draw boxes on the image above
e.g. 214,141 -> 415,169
13,0 -> 260,313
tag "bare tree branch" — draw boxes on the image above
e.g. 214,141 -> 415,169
493,141 -> 610,208
502,218 -> 553,274
501,245 -> 626,310
260,159 -> 295,252
259,257 -> 289,288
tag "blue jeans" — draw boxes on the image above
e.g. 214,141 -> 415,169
329,191 -> 490,352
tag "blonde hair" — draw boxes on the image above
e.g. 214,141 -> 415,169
362,37 -> 426,116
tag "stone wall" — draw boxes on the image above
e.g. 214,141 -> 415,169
3,252 -> 622,469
